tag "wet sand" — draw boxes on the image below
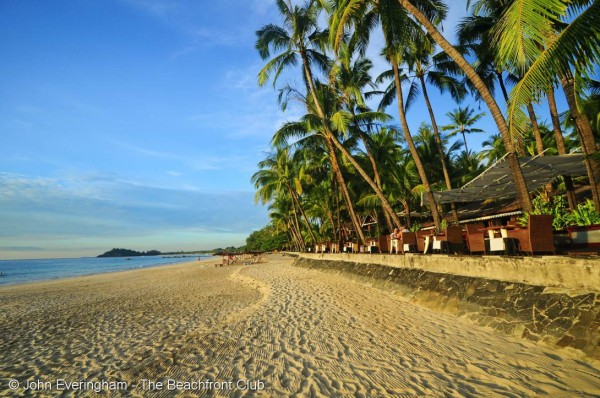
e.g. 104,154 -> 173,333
1,254 -> 599,396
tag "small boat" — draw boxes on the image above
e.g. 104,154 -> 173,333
0,272 -> 6,277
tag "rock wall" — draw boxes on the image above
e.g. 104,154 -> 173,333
293,256 -> 600,360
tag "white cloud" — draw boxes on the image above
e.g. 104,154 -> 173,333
0,172 -> 268,243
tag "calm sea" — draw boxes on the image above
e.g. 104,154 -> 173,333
0,255 -> 213,286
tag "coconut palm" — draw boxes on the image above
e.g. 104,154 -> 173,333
391,0 -> 533,212
442,106 -> 486,156
414,122 -> 462,187
492,0 -> 600,209
257,0 -> 405,236
251,147 -> 318,248
329,0 -> 447,229
479,133 -> 506,166
273,83 -> 371,244
378,33 -> 466,222
452,150 -> 486,187
330,47 -> 396,232
460,0 -> 578,206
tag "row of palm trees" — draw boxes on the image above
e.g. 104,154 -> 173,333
251,0 -> 599,252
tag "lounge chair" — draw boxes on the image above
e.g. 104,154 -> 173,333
377,235 -> 389,253
416,230 -> 431,253
400,232 -> 417,254
506,214 -> 555,255
465,223 -> 486,254
434,226 -> 465,254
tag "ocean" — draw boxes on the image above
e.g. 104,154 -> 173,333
0,255 -> 213,286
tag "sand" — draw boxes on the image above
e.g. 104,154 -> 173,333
1,254 -> 599,397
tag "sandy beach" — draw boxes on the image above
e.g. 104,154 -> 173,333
1,254 -> 599,397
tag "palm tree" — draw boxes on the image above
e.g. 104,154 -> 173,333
252,147 -> 318,248
479,133 -> 506,166
460,0 -> 577,207
273,83 -> 370,244
257,0 -> 405,236
331,47 -> 396,232
393,0 -> 534,212
414,122 -> 462,187
452,150 -> 486,187
378,33 -> 466,222
492,0 -> 600,210
442,106 -> 486,156
330,0 -> 447,229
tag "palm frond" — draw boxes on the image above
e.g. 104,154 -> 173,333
506,1 -> 600,140
493,0 -> 567,74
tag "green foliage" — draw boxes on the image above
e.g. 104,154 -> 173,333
565,200 -> 600,227
440,219 -> 448,232
518,195 -> 600,230
409,222 -> 421,232
517,194 -> 570,230
245,224 -> 289,252
98,248 -> 161,258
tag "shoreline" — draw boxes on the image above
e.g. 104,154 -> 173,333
0,255 -> 218,289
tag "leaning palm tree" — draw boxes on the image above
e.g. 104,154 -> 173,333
252,147 -> 318,248
376,32 -> 465,222
330,0 -> 447,229
492,0 -> 600,210
330,47 -> 396,232
257,0 -> 405,235
442,106 -> 486,156
460,0 -> 578,207
273,84 -> 370,244
391,0 -> 534,212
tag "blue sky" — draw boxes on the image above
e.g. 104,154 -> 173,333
0,1 -> 563,259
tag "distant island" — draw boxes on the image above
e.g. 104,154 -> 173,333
98,248 -> 161,258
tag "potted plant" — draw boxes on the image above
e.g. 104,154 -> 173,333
565,200 -> 600,248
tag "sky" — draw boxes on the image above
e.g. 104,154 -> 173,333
0,1 -> 562,259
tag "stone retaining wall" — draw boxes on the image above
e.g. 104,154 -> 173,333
293,255 -> 600,360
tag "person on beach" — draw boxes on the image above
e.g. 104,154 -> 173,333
390,228 -> 400,253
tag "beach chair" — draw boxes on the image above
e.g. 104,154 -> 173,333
330,242 -> 339,253
365,237 -> 379,253
434,226 -> 465,254
400,232 -> 417,254
377,235 -> 389,253
506,215 -> 555,255
465,223 -> 485,254
416,230 -> 431,253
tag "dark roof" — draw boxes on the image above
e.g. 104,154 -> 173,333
434,153 -> 587,204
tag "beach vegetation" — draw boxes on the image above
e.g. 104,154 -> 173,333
98,248 -> 162,258
251,0 -> 600,251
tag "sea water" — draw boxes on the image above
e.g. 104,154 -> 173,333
0,255 -> 212,286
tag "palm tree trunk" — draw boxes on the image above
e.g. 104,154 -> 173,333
561,74 -> 600,211
462,131 -> 469,154
287,184 -> 318,245
358,130 -> 395,233
326,137 -> 367,244
546,87 -> 576,210
398,0 -> 533,213
288,220 -> 302,252
526,103 -> 545,156
300,50 -> 404,231
289,198 -> 306,251
392,59 -> 441,230
419,75 -> 459,223
497,71 -> 510,102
